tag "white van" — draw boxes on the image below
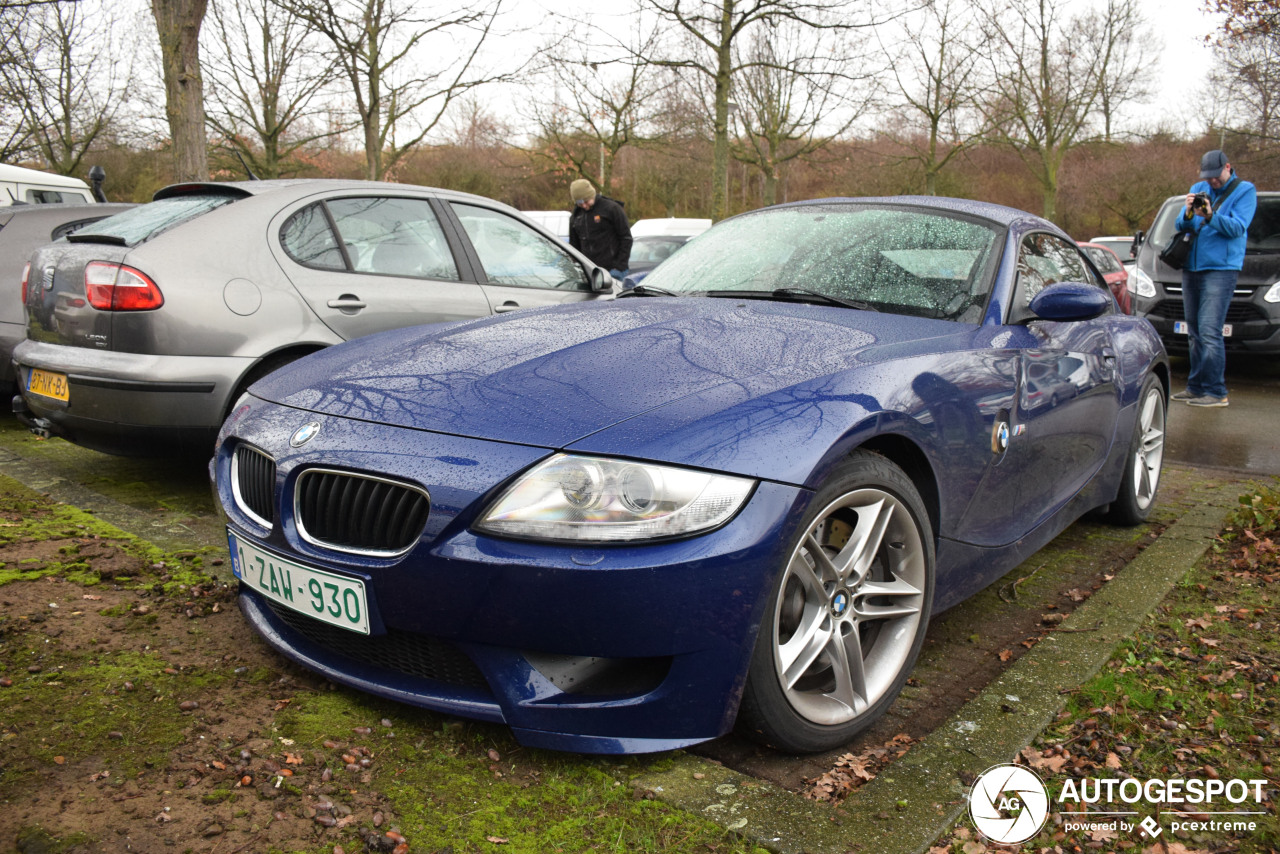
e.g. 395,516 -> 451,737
0,163 -> 95,206
520,210 -> 571,242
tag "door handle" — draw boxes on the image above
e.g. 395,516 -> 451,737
327,295 -> 366,312
494,301 -> 521,313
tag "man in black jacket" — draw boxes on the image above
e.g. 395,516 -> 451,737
569,179 -> 632,279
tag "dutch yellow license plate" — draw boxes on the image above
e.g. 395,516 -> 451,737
27,368 -> 68,402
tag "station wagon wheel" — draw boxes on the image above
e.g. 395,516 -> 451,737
738,450 -> 935,753
1106,374 -> 1166,526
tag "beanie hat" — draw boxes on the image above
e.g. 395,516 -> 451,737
570,179 -> 596,202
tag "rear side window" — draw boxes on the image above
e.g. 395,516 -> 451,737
281,196 -> 460,280
281,203 -> 344,270
67,194 -> 238,246
25,189 -> 86,204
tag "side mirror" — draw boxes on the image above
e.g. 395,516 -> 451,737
1133,230 -> 1145,250
590,267 -> 614,293
1029,282 -> 1111,322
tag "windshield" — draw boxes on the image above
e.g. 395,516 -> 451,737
1149,194 -> 1280,254
67,194 -> 239,246
640,204 -> 1001,321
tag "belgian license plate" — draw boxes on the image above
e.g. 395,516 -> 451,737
228,531 -> 370,634
27,368 -> 68,402
1173,321 -> 1232,337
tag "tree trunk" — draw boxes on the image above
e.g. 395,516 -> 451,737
711,0 -> 733,222
153,0 -> 209,181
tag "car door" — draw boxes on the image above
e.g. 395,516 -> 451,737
446,202 -> 597,314
277,194 -> 492,341
959,232 -> 1121,545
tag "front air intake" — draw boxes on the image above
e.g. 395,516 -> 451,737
294,469 -> 430,557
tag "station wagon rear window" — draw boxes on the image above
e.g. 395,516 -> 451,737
66,194 -> 239,247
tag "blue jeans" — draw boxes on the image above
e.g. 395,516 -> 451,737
1181,268 -> 1236,399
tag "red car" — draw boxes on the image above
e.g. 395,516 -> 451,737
1079,241 -> 1132,314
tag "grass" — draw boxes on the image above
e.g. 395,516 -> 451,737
930,483 -> 1280,854
0,474 -> 769,854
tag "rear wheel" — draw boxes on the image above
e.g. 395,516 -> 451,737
1107,373 -> 1165,526
737,450 -> 935,753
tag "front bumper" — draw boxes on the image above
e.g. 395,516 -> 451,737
1134,282 -> 1280,354
214,396 -> 806,754
12,339 -> 252,454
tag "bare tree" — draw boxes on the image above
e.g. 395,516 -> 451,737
525,31 -> 670,198
728,20 -> 866,207
642,0 -> 872,222
0,0 -> 133,176
153,0 -> 210,180
1209,30 -> 1280,143
880,0 -> 986,195
1082,0 -> 1153,142
980,0 -> 1107,221
204,0 -> 336,178
274,0 -> 515,181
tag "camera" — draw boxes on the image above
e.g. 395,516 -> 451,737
1192,192 -> 1210,210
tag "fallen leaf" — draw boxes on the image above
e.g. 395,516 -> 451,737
486,836 -> 509,844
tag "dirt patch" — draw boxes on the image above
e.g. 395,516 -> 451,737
0,559 -> 409,854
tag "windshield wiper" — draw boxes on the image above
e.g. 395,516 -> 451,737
704,288 -> 876,311
617,284 -> 679,298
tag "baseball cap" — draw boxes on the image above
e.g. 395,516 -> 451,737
1200,150 -> 1229,178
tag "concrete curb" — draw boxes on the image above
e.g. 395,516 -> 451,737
634,480 -> 1245,854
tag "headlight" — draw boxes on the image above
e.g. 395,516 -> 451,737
1264,282 -> 1280,304
476,454 -> 755,542
1129,267 -> 1156,299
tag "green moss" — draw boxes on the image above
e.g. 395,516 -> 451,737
273,692 -> 768,854
0,648 -> 222,794
13,827 -> 97,852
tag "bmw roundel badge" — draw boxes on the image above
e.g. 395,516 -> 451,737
290,421 -> 322,447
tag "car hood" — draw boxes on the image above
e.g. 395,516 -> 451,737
252,298 -> 965,454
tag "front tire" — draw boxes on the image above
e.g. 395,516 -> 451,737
1107,374 -> 1166,526
737,450 -> 935,753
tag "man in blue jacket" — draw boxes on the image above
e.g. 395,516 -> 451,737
1172,150 -> 1257,407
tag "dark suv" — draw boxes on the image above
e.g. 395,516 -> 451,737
1130,191 -> 1280,354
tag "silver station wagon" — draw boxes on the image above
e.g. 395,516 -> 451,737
13,180 -> 614,455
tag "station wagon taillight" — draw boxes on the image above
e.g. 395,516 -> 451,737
20,262 -> 29,304
84,261 -> 164,311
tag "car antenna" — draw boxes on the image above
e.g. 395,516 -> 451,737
232,148 -> 260,181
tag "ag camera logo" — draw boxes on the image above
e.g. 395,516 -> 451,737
969,763 -> 1050,844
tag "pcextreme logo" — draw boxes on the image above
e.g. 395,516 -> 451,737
969,764 -> 1051,844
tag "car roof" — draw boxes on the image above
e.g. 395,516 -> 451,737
0,163 -> 92,190
151,179 -> 528,214
0,202 -> 132,227
763,194 -> 1058,231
